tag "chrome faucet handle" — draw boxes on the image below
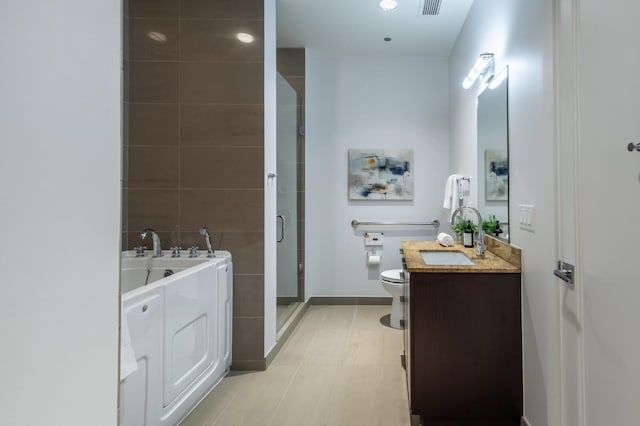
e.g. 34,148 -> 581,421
189,246 -> 199,257
170,246 -> 181,258
134,246 -> 146,257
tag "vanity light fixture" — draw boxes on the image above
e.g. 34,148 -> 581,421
379,0 -> 399,11
462,52 -> 495,89
236,32 -> 255,43
488,66 -> 508,89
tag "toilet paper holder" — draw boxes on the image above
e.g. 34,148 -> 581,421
366,250 -> 381,266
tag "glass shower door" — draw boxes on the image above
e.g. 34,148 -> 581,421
276,73 -> 299,332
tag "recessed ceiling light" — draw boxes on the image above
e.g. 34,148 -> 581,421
379,0 -> 399,11
236,32 -> 255,43
147,31 -> 167,42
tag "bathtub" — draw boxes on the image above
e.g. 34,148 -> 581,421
119,250 -> 232,426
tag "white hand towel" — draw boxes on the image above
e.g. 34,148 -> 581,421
120,310 -> 138,381
443,174 -> 464,209
437,232 -> 455,247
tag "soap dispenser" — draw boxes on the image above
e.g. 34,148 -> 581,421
463,222 -> 474,248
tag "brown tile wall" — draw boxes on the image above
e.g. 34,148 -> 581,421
124,0 -> 265,369
277,48 -> 305,300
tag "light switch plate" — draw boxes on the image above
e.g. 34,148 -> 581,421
519,204 -> 535,232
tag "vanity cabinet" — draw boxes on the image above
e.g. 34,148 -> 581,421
404,271 -> 522,425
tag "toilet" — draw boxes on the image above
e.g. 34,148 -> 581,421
381,269 -> 406,329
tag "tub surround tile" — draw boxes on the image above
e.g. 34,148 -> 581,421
180,104 -> 264,147
216,232 -> 264,275
180,0 -> 264,20
125,230 -> 179,251
180,20 -> 263,62
129,61 -> 179,103
129,103 -> 179,146
233,274 -> 265,317
180,146 -> 264,189
127,189 -> 180,231
180,189 -> 264,232
180,62 -> 264,104
127,146 -> 179,188
129,0 -> 179,18
129,19 -> 179,60
232,316 -> 265,365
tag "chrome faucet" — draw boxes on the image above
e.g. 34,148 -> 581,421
451,206 -> 486,257
199,226 -> 214,258
140,228 -> 163,257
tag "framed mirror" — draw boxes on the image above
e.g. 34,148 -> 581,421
477,67 -> 509,241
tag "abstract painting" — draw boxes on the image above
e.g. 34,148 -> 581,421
348,149 -> 414,200
485,149 -> 509,201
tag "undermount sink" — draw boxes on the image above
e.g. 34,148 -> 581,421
420,250 -> 475,266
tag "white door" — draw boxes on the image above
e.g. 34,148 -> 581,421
558,1 -> 640,425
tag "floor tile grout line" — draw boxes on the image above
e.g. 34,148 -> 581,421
209,380 -> 245,426
265,306 -> 328,426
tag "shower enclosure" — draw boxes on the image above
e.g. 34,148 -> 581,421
276,72 -> 303,332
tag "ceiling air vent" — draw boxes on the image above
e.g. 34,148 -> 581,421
420,0 -> 442,15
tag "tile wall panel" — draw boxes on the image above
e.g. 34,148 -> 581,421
180,104 -> 263,147
180,62 -> 264,104
180,20 -> 263,62
180,0 -> 263,20
180,147 -> 264,188
129,103 -> 179,146
129,19 -> 179,60
125,0 -> 266,368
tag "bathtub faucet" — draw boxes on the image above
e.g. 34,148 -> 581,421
199,226 -> 214,258
140,228 -> 163,257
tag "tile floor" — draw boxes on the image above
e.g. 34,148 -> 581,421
181,305 -> 413,426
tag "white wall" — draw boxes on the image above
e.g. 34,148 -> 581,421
449,0 -> 560,424
0,1 -> 121,425
306,54 -> 450,298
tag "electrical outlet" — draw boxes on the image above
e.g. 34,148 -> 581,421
519,204 -> 535,232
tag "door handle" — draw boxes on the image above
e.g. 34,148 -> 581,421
628,142 -> 640,152
554,260 -> 575,285
277,215 -> 285,243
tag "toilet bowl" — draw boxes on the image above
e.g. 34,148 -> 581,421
381,269 -> 406,329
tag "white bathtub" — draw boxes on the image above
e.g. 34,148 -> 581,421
119,250 -> 232,426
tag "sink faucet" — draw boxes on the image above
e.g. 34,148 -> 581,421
140,228 -> 163,257
451,206 -> 486,258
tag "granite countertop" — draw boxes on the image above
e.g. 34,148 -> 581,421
401,238 -> 521,273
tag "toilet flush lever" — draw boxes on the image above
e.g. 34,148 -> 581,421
553,260 -> 575,286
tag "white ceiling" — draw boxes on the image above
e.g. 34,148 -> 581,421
276,0 -> 475,57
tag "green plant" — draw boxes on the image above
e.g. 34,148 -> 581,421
452,216 -> 478,236
482,214 -> 498,234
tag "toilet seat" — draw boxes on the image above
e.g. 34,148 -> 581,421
381,269 -> 405,284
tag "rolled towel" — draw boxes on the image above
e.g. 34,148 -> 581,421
437,232 -> 455,247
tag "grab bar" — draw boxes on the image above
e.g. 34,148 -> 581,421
350,219 -> 440,229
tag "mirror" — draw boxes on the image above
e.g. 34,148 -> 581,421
477,67 -> 509,241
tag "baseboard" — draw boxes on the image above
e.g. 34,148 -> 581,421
308,296 -> 392,305
230,359 -> 266,371
521,416 -> 531,426
277,296 -> 299,305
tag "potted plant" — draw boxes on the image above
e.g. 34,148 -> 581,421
452,216 -> 478,242
482,214 -> 504,238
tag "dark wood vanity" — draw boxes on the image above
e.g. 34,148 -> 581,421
402,239 -> 522,426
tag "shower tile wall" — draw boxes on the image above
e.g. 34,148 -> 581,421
124,0 -> 266,369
